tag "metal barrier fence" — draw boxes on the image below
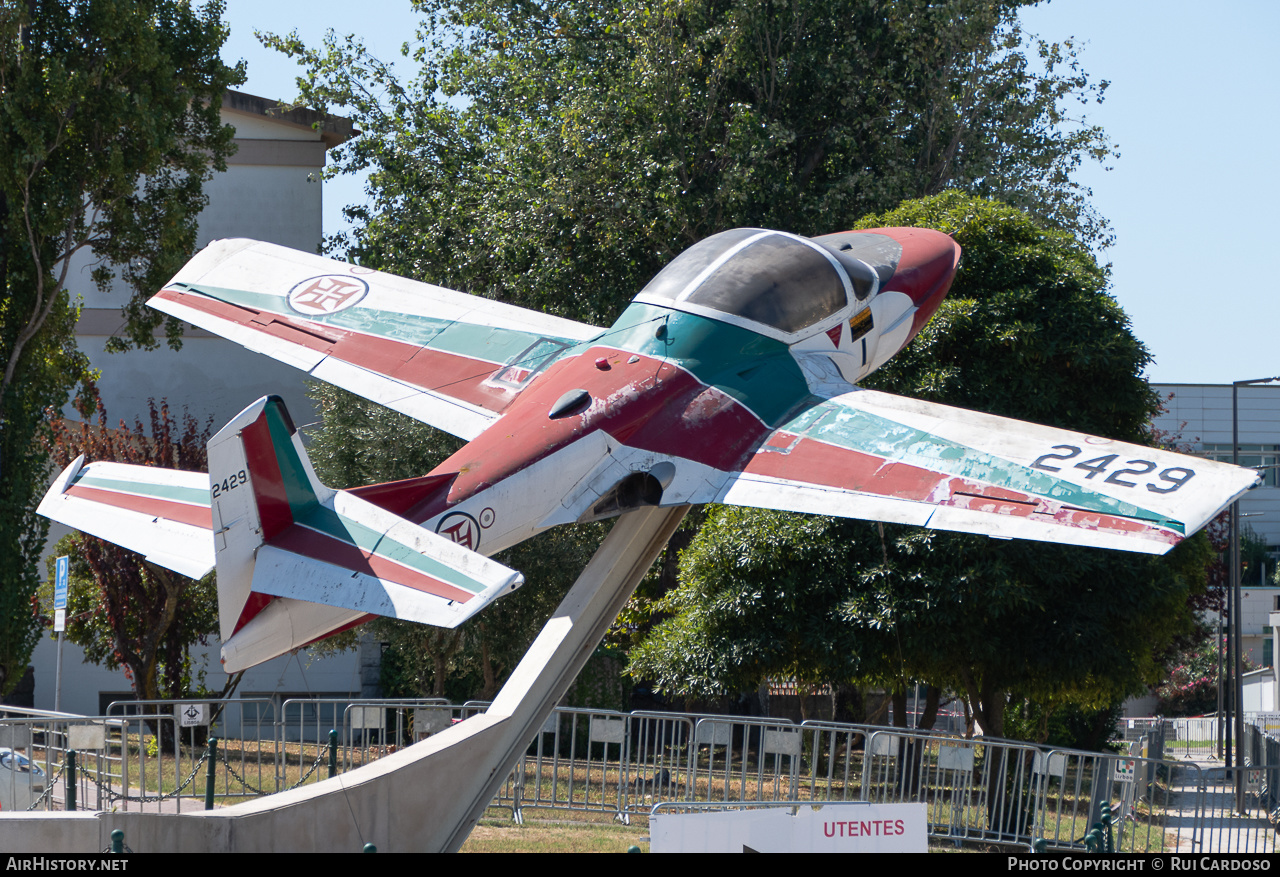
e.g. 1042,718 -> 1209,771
796,720 -> 872,802
107,698 -> 280,805
7,697 -> 1280,851
506,707 -> 631,820
861,729 -> 1050,848
0,707 -> 201,813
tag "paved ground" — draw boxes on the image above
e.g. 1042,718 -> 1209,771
1161,755 -> 1276,854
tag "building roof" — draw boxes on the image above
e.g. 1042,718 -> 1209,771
220,89 -> 359,150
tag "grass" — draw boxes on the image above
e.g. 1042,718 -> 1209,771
460,808 -> 650,853
454,807 -> 1033,852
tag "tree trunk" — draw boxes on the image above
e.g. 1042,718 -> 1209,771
918,686 -> 941,732
893,688 -> 923,799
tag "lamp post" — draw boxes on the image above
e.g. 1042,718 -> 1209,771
1230,377 -> 1280,812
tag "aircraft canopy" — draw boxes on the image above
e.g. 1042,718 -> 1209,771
637,228 -> 877,336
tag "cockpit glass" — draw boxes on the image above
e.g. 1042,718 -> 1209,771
638,229 -> 760,304
638,229 -> 848,334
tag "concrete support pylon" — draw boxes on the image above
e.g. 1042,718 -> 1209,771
96,504 -> 687,852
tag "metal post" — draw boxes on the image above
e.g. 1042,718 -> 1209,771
1216,615 -> 1225,759
1229,377 -> 1280,812
66,750 -> 76,812
205,737 -> 217,810
54,632 -> 63,714
1232,380 -> 1242,805
328,729 -> 338,779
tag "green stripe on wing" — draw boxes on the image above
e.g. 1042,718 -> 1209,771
785,397 -> 1184,533
71,472 -> 210,507
174,283 -> 584,368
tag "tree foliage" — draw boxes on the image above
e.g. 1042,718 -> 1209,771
629,194 -> 1213,738
0,0 -> 241,694
260,2 -> 1132,723
1156,629 -> 1249,718
44,395 -> 227,701
266,0 -> 1114,325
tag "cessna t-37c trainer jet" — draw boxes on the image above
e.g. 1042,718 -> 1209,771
39,228 -> 1260,671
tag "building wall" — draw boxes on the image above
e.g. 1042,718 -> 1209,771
1153,383 -> 1280,710
34,92 -> 373,715
1154,383 -> 1280,550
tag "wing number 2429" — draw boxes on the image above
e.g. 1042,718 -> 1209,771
211,469 -> 249,498
1031,446 -> 1195,493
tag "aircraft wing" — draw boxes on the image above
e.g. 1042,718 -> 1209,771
716,388 -> 1258,554
149,240 -> 604,440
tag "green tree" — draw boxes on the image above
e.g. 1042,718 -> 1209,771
261,1 -> 1120,706
43,395 -> 231,702
265,0 -> 1114,327
0,0 -> 241,695
1155,629 -> 1244,718
628,194 -> 1214,739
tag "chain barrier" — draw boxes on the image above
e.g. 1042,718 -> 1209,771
83,747 -> 212,806
283,747 -> 330,790
219,746 -> 326,795
27,740 -> 332,810
26,761 -> 66,811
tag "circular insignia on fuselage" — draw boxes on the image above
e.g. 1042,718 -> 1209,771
479,507 -> 496,528
436,511 -> 482,551
286,274 -> 370,316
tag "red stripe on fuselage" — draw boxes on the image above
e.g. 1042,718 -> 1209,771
349,472 -> 456,516
270,524 -> 478,603
434,348 -> 771,506
154,289 -> 520,415
64,484 -> 213,529
232,592 -> 275,636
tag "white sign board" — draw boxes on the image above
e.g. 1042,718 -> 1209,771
177,703 -> 208,728
938,742 -> 975,772
349,706 -> 385,731
651,803 -> 927,853
68,724 -> 106,751
590,716 -> 625,744
414,708 -> 451,736
0,725 -> 31,749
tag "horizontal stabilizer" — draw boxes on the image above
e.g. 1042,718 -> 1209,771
38,395 -> 526,672
37,456 -> 215,578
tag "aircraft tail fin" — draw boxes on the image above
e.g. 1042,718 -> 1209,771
208,396 -> 524,672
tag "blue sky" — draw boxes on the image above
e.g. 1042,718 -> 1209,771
221,1 -> 1278,385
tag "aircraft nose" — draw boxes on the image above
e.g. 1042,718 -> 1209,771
880,229 -> 962,300
876,227 -> 961,324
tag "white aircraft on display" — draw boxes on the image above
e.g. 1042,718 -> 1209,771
39,227 -> 1260,673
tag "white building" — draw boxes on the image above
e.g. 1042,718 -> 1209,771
30,91 -> 380,716
1152,382 -> 1280,707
